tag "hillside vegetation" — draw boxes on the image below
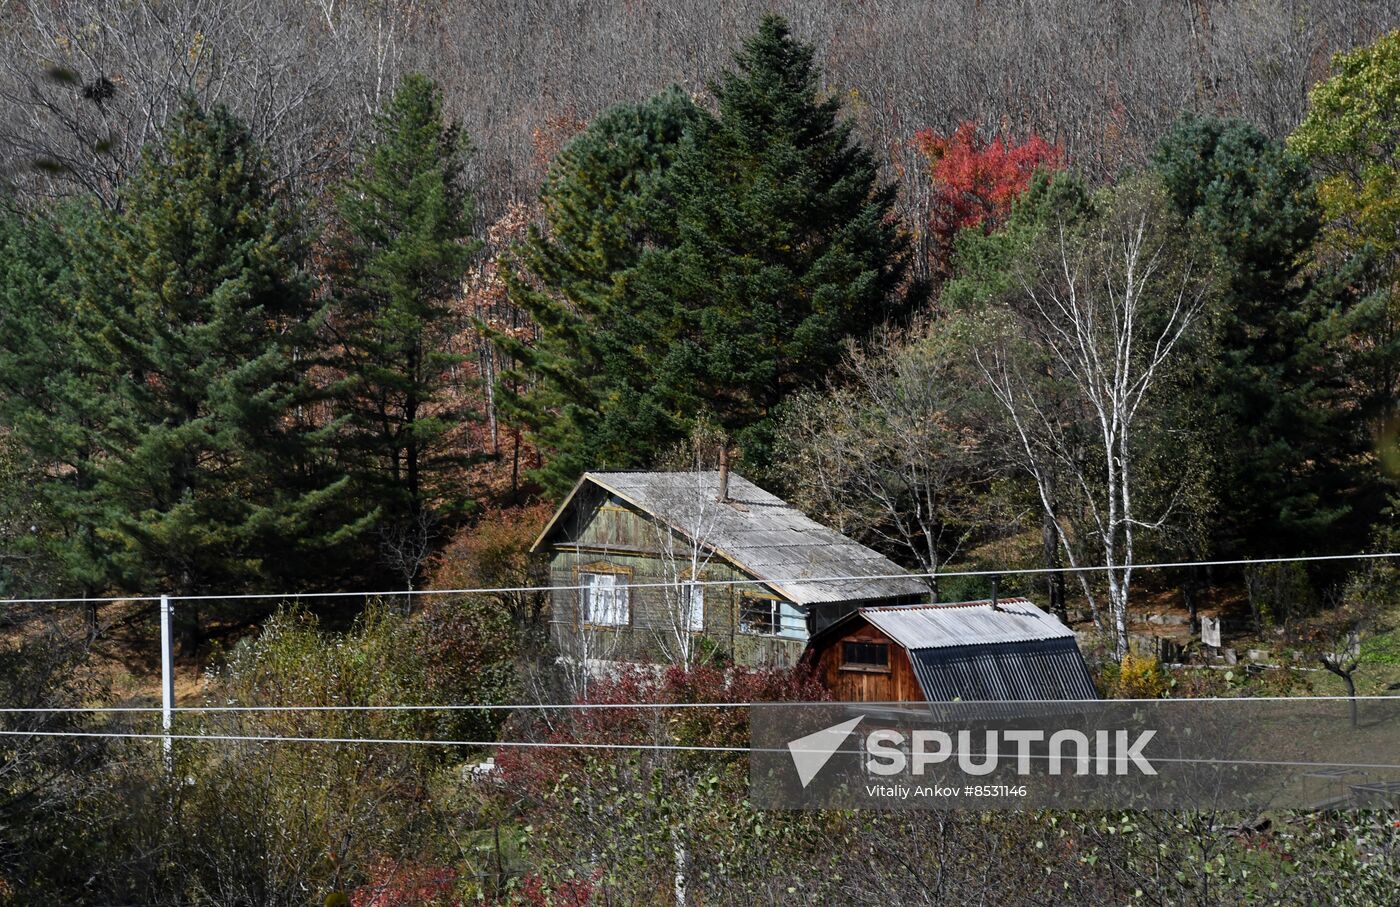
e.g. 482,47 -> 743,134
0,5 -> 1398,903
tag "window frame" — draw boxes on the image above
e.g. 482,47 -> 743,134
739,597 -> 778,636
738,595 -> 807,640
840,639 -> 891,673
575,562 -> 633,628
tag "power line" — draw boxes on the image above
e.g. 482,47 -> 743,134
0,728 -> 747,752
0,701 -> 761,714
163,551 -> 1400,600
2,694 -> 1396,715
0,550 -> 1395,607
5,727 -> 1400,774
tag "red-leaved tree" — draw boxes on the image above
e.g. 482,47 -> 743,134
516,869 -> 602,907
497,663 -> 828,795
910,121 -> 1062,281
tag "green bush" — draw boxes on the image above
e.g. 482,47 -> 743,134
16,600 -> 519,904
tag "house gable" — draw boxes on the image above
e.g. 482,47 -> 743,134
535,478 -> 785,600
804,600 -> 1098,703
533,470 -> 931,670
536,471 -> 929,608
806,613 -> 926,702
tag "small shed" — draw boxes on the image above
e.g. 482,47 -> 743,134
803,598 -> 1098,702
532,470 -> 928,668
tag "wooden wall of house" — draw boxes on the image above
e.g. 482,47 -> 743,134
544,487 -> 806,668
811,620 -> 925,702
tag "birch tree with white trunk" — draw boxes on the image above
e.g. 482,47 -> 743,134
646,425 -> 740,671
647,466 -> 726,671
978,182 -> 1213,659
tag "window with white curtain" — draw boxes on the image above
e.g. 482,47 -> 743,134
681,581 -> 704,631
579,571 -> 629,626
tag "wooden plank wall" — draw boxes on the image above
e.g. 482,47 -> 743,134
544,488 -> 807,668
812,620 -> 925,702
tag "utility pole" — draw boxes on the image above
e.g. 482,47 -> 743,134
160,593 -> 174,771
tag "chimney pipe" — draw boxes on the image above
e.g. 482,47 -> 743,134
717,447 -> 731,503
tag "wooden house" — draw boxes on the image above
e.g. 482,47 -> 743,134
803,598 -> 1097,702
532,470 -> 928,669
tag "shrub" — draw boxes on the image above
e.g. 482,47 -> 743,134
1103,652 -> 1169,699
430,505 -> 553,645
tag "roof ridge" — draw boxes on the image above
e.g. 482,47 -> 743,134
864,597 -> 1034,613
538,471 -> 929,606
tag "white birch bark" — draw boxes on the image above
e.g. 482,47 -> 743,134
978,189 -> 1209,658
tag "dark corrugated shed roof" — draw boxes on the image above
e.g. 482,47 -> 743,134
909,637 -> 1098,702
805,599 -> 1099,703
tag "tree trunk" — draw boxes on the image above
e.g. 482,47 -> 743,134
1322,661 -> 1360,729
671,824 -> 688,907
178,602 -> 201,658
1042,510 -> 1066,619
1182,564 -> 1200,635
511,426 -> 521,498
406,389 -> 421,517
1113,589 -> 1129,661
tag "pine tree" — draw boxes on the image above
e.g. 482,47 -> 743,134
500,17 -> 908,494
0,200 -> 171,628
648,15 -> 909,470
0,204 -> 66,426
1154,115 -> 1364,555
0,201 -> 99,601
67,101 -> 359,648
329,73 -> 479,582
494,88 -> 706,495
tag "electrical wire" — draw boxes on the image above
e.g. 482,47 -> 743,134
0,701 -> 762,714
0,728 -> 748,752
0,695 -> 1395,715
4,727 -> 1400,774
0,551 -> 1395,607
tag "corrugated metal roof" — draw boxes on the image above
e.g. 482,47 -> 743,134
861,598 -> 1073,650
544,471 -> 930,606
909,638 -> 1099,702
802,598 -> 1097,703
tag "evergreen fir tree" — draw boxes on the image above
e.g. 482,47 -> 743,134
500,17 -> 907,493
68,101 -> 360,648
1153,115 -> 1364,555
329,73 -> 479,580
0,201 -> 103,601
650,14 -> 909,471
0,204 -> 67,428
494,88 -> 706,495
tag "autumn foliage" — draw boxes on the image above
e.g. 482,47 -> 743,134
516,870 -> 602,906
911,121 -> 1062,277
429,504 -> 553,632
495,663 -> 829,794
351,859 -> 457,907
